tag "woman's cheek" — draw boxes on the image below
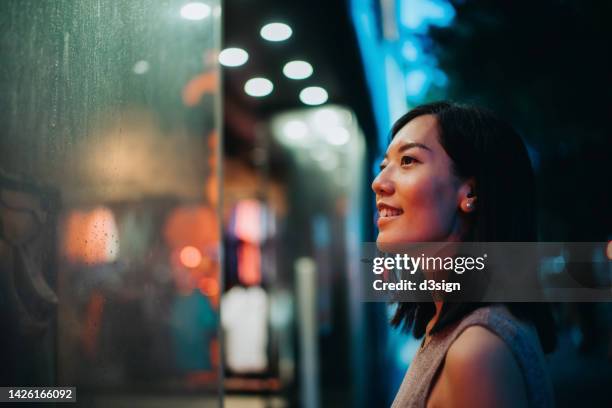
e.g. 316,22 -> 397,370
409,175 -> 454,238
404,173 -> 437,212
399,179 -> 436,237
429,177 -> 460,234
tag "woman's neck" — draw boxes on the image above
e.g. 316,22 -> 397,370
434,301 -> 443,316
426,301 -> 444,337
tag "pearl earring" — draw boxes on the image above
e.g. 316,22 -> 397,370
466,201 -> 473,209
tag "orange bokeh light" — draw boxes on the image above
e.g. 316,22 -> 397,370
199,277 -> 219,297
180,245 -> 202,268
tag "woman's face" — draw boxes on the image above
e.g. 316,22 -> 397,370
372,115 -> 470,244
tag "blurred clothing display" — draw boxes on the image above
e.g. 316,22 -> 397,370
170,290 -> 217,372
222,285 -> 269,373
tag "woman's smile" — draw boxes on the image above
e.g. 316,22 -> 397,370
376,202 -> 404,227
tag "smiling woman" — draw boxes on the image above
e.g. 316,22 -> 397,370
374,114 -> 465,244
372,101 -> 556,407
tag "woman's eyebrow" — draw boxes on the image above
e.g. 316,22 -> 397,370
384,142 -> 432,158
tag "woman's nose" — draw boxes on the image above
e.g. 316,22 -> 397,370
372,172 -> 394,195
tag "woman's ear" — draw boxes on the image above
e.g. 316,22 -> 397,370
458,177 -> 477,213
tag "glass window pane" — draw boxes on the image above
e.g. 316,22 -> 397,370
0,1 -> 221,405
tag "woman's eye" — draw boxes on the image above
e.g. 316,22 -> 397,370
400,156 -> 416,166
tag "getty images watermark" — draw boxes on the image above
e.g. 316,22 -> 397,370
372,253 -> 487,293
360,242 -> 612,302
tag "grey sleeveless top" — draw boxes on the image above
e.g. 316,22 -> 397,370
391,305 -> 554,407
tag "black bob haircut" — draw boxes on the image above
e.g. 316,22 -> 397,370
388,101 -> 556,353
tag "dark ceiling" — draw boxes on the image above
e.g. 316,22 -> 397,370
222,0 -> 377,155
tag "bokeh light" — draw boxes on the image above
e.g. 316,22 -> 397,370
180,245 -> 202,268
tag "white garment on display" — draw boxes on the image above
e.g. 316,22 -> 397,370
221,285 -> 268,373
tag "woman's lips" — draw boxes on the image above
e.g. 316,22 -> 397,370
379,207 -> 403,217
376,204 -> 404,227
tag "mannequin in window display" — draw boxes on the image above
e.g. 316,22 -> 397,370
221,200 -> 271,374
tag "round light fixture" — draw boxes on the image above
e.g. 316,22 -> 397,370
260,22 -> 292,42
219,47 -> 249,67
299,86 -> 328,106
180,2 -> 211,20
283,60 -> 313,80
244,77 -> 273,97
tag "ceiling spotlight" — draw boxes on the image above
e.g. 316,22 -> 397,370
219,47 -> 249,67
180,2 -> 211,20
283,60 -> 313,80
299,86 -> 328,106
260,22 -> 292,42
244,77 -> 273,97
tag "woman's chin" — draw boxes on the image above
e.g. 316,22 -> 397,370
376,233 -> 417,253
376,242 -> 401,254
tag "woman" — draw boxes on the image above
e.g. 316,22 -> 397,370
372,102 -> 556,407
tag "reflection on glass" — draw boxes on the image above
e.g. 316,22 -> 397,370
0,0 -> 221,404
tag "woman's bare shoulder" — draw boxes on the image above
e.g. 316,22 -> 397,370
433,325 -> 528,408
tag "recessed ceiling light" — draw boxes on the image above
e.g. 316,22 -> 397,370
244,77 -> 273,97
260,22 -> 292,42
180,2 -> 211,20
283,60 -> 313,80
299,86 -> 328,106
219,48 -> 249,67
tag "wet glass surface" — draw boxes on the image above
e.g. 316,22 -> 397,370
0,0 -> 221,404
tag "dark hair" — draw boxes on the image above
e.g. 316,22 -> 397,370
388,101 -> 556,353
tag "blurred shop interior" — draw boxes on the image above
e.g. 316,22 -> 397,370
0,0 -> 611,407
222,0 -> 612,407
